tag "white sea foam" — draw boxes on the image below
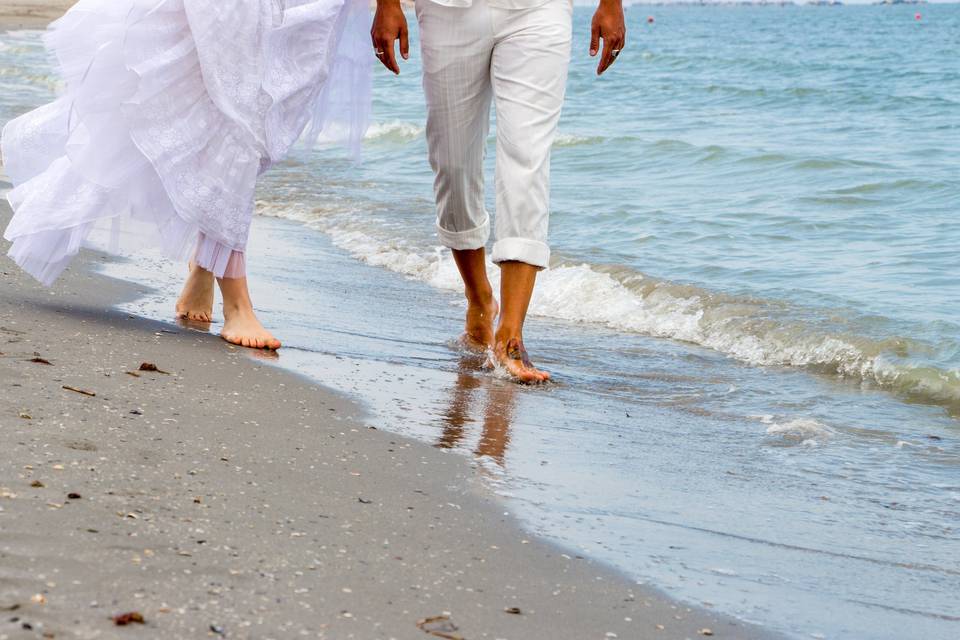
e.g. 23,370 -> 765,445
553,132 -> 604,147
765,418 -> 835,445
254,202 -> 960,410
363,120 -> 424,142
337,123 -> 599,148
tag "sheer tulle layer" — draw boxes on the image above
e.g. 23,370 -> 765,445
2,0 -> 370,285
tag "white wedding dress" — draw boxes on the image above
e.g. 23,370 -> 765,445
2,0 -> 371,285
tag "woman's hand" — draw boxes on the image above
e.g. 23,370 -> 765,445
590,0 -> 626,76
371,0 -> 409,75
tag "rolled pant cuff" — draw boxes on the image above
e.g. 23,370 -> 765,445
491,237 -> 551,269
436,215 -> 490,250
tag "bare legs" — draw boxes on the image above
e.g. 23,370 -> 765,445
453,248 -> 499,351
175,264 -> 281,350
492,260 -> 550,383
175,262 -> 215,322
451,248 -> 550,383
217,276 -> 281,350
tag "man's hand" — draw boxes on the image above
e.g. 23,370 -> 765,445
589,0 -> 626,76
371,0 -> 409,75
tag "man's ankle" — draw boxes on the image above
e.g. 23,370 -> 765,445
465,287 -> 494,308
494,327 -> 521,346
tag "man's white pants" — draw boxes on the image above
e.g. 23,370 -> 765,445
416,0 -> 572,269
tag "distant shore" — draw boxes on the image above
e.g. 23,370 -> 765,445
0,0 -> 74,28
0,0 -> 423,30
0,0 -> 937,29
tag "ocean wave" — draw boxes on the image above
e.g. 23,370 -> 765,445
364,120 -> 424,143
553,133 -> 606,147
0,68 -> 59,91
830,179 -> 947,195
344,122 -> 605,148
255,203 -> 960,415
764,418 -> 835,446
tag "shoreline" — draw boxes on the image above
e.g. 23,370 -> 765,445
0,8 -> 780,638
0,198 -> 780,637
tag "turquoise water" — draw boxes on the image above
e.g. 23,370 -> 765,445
3,5 -> 960,638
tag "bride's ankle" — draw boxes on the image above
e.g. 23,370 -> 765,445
221,298 -> 253,315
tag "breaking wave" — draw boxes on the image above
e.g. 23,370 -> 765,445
256,202 -> 960,416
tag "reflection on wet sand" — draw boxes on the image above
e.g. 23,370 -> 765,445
438,361 -> 518,467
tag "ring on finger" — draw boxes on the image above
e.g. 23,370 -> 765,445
374,49 -> 385,57
611,48 -> 622,58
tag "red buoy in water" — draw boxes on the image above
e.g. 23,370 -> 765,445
647,16 -> 654,24
915,12 -> 921,20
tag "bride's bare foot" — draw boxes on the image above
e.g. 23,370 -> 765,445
489,335 -> 550,384
460,295 -> 499,352
175,262 -> 215,322
217,276 -> 281,350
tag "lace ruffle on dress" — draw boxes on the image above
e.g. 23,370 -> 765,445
2,0 -> 371,285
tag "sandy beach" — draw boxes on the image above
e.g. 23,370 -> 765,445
0,202 -> 779,638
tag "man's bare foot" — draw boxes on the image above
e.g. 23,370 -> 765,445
218,277 -> 281,350
461,296 -> 499,352
175,263 -> 215,322
489,336 -> 550,384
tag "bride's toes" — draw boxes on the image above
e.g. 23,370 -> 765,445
220,327 -> 281,351
217,277 -> 281,351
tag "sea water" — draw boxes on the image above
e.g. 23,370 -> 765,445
2,5 -> 959,638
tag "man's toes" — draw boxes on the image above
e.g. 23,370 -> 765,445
513,366 -> 538,383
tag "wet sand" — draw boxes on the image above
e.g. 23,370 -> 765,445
0,198 -> 781,639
